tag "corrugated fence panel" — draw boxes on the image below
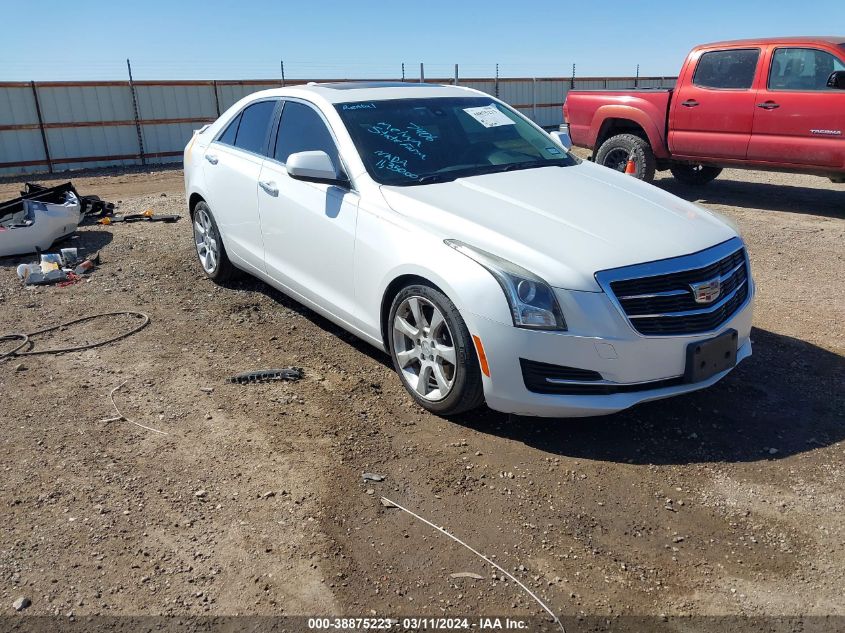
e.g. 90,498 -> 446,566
0,130 -> 46,175
0,85 -> 38,125
46,124 -> 140,170
38,84 -> 134,123
0,76 -> 677,174
216,81 -> 280,112
141,122 -> 198,162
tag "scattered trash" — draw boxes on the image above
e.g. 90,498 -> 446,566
379,496 -> 565,633
363,472 -> 385,482
450,572 -> 485,580
98,209 -> 180,224
199,387 -> 214,393
0,311 -> 150,362
15,249 -> 100,286
12,596 -> 31,611
99,381 -> 169,435
195,490 -> 207,498
227,367 -> 304,384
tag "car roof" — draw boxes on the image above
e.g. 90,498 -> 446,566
247,81 -> 478,104
697,36 -> 845,49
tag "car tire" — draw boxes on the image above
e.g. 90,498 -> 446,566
192,200 -> 236,282
670,164 -> 722,186
388,284 -> 485,416
595,133 -> 657,182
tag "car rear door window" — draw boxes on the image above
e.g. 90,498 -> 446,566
769,48 -> 845,91
693,49 -> 760,89
232,100 -> 276,155
274,101 -> 339,166
217,114 -> 241,146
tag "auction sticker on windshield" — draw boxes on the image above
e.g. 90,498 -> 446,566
463,105 -> 515,128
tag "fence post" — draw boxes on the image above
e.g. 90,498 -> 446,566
495,63 -> 499,98
281,60 -> 286,87
30,80 -> 52,174
454,63 -> 459,86
635,64 -> 639,88
419,62 -> 424,83
570,64 -> 575,89
212,80 -> 221,117
126,58 -> 146,166
401,63 -> 405,81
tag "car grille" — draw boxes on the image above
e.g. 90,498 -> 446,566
601,242 -> 749,336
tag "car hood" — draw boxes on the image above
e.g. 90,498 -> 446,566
379,161 -> 737,291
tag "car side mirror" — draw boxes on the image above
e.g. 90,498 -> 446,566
550,126 -> 572,151
827,70 -> 845,90
286,151 -> 349,186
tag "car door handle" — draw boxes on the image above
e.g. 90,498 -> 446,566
259,180 -> 279,197
204,154 -> 218,165
681,99 -> 699,108
757,101 -> 780,110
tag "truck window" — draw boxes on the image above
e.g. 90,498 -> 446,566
769,48 -> 845,91
693,49 -> 760,90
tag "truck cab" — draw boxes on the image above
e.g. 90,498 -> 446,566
564,37 -> 845,184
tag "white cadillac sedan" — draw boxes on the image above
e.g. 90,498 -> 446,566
184,82 -> 754,417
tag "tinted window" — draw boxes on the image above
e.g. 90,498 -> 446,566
274,101 -> 339,165
769,48 -> 845,91
693,49 -> 759,89
232,100 -> 276,154
217,114 -> 240,145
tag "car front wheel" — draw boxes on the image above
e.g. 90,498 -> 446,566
389,284 -> 484,416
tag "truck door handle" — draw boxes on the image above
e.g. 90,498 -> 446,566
681,99 -> 699,107
204,154 -> 218,165
259,180 -> 279,197
757,101 -> 780,110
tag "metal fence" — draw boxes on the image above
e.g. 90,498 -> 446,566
0,75 -> 676,176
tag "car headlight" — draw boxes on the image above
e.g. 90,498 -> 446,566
446,240 -> 567,331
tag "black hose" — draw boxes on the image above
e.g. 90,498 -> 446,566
0,311 -> 150,362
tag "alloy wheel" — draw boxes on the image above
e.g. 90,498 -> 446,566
392,296 -> 457,401
193,207 -> 219,274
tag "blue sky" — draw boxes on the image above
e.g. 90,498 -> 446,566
1,0 -> 841,80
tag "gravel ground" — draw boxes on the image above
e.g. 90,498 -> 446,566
0,162 -> 842,626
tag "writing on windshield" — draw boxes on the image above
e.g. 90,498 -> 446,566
336,97 -> 576,186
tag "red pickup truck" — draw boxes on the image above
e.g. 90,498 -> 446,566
563,37 -> 845,185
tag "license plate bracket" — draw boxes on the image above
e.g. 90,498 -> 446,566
685,329 -> 738,383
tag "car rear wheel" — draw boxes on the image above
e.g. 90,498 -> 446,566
389,284 -> 484,416
670,164 -> 722,186
595,133 -> 656,182
192,201 -> 235,282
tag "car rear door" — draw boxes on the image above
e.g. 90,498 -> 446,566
669,48 -> 761,160
747,46 -> 845,168
256,99 -> 360,324
202,98 -> 279,274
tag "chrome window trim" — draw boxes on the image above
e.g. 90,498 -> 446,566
594,237 -> 752,338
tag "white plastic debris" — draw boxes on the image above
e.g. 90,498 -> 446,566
0,192 -> 81,257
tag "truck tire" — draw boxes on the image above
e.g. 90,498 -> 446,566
670,164 -> 722,186
595,134 -> 656,183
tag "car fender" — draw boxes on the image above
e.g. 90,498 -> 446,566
591,104 -> 669,158
352,204 -> 513,349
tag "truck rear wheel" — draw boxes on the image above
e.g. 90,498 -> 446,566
670,164 -> 722,186
595,134 -> 656,183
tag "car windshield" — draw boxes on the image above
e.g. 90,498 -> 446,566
335,96 -> 577,186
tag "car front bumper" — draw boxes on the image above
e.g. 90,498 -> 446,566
469,285 -> 754,418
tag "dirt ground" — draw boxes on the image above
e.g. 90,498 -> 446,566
0,160 -> 843,627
